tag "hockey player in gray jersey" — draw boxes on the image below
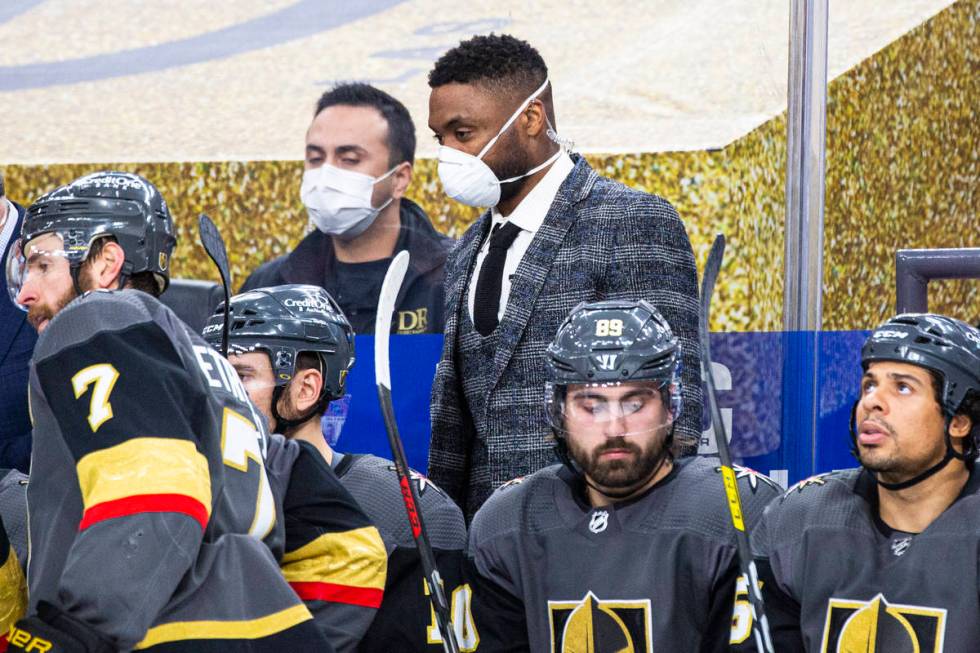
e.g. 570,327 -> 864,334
734,314 -> 980,653
5,171 -> 333,652
202,284 -> 472,652
467,299 -> 782,653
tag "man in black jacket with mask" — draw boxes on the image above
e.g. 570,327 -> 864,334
242,83 -> 452,335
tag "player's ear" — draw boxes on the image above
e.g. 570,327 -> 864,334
949,413 -> 972,439
87,240 -> 127,290
293,368 -> 324,412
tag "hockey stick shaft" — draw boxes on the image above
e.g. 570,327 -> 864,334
198,213 -> 232,358
375,252 -> 460,653
699,234 -> 774,653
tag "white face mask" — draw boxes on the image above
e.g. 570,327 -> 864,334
300,163 -> 398,240
437,77 -> 563,208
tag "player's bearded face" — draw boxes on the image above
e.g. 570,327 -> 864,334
16,233 -> 81,333
564,382 -> 673,495
855,361 -> 950,480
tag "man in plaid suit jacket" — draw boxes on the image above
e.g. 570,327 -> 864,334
426,35 -> 702,518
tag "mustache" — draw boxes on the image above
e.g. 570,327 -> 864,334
593,437 -> 642,456
27,304 -> 55,330
860,416 -> 897,437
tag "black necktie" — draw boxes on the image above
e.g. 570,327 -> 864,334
473,221 -> 522,336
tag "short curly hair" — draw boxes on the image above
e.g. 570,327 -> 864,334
428,33 -> 548,98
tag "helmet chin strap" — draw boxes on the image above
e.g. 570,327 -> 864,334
849,400 -> 967,491
554,423 -> 675,503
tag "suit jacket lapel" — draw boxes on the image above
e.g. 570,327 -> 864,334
488,158 -> 596,395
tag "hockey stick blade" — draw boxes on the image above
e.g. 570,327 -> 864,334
699,233 -> 774,653
198,213 -> 232,358
375,251 -> 460,653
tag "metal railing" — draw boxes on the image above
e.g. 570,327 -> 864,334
895,247 -> 980,313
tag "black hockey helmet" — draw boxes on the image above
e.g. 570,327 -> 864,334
852,313 -> 980,488
545,299 -> 682,435
8,171 -> 176,299
861,314 -> 980,419
203,284 -> 354,430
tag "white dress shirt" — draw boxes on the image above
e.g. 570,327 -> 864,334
0,198 -> 17,255
467,152 -> 575,325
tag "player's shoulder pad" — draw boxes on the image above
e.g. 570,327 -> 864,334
681,456 -> 781,492
34,289 -> 156,361
673,458 -> 781,528
349,454 -> 466,547
761,469 -> 862,535
470,465 -> 564,550
778,469 -> 857,504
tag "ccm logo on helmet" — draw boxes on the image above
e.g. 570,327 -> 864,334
874,329 -> 908,340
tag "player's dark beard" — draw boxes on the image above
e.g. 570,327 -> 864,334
27,284 -> 77,331
569,433 -> 669,498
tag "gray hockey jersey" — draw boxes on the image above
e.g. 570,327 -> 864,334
25,290 -> 330,651
739,467 -> 980,652
468,456 -> 782,653
331,453 -> 471,652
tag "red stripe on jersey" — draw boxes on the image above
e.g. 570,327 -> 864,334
289,581 -> 384,608
79,494 -> 209,531
0,635 -> 8,652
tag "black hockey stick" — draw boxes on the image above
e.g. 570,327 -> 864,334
198,213 -> 232,358
375,251 -> 460,653
699,234 -> 774,653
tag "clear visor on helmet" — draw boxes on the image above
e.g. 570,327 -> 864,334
5,233 -> 75,310
224,342 -> 282,394
545,377 -> 681,438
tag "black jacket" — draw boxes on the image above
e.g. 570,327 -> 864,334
0,201 -> 36,473
241,199 -> 453,335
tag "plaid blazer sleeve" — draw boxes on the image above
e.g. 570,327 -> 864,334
427,236 -> 478,507
592,186 -> 703,449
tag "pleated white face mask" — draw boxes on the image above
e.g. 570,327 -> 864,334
301,163 -> 397,240
437,77 -> 562,208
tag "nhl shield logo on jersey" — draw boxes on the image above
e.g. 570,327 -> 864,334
821,594 -> 946,652
588,510 -> 609,534
548,592 -> 652,653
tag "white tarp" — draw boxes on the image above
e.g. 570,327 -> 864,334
0,0 -> 954,164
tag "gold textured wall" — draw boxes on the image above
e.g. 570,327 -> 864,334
3,0 -> 975,331
821,0 -> 978,329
